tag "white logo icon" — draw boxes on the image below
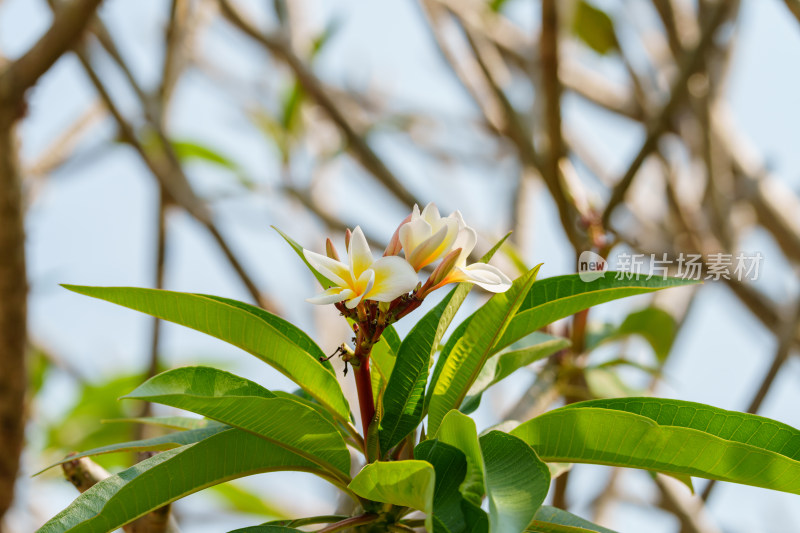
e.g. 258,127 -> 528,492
578,251 -> 608,282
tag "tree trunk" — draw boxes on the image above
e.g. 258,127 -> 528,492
0,112 -> 28,526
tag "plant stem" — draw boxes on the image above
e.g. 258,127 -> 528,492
354,353 -> 376,448
317,513 -> 379,533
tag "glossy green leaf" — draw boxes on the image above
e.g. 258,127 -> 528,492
480,431 -> 550,533
272,227 -> 335,288
380,289 -> 458,454
528,506 -> 617,533
435,410 -> 485,505
38,429 -> 338,533
512,398 -> 800,495
200,294 -> 334,373
496,274 -> 698,353
461,333 -> 570,414
38,423 -> 228,474
62,285 -> 350,421
123,367 -> 350,478
415,439 -> 489,533
428,266 -> 541,434
348,460 -> 435,530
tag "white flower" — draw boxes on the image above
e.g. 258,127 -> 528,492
399,203 -> 512,293
398,203 -> 461,271
303,226 -> 418,309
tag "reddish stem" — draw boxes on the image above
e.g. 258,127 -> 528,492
354,355 -> 376,449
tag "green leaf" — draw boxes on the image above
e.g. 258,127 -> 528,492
38,423 -> 229,475
572,0 -> 618,55
200,294 -> 335,373
380,289 -> 458,454
480,431 -> 550,533
38,429 -> 338,533
348,460 -> 435,530
272,227 -> 335,288
496,274 -> 698,353
428,266 -> 541,435
424,233 -> 512,414
61,285 -> 349,421
614,307 -> 677,363
171,140 -> 238,170
461,333 -> 570,414
415,440 -> 489,533
103,416 -> 211,430
528,506 -> 618,533
512,398 -> 800,495
435,410 -> 485,505
371,325 -> 400,399
123,366 -> 350,478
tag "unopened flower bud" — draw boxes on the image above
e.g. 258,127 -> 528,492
325,238 -> 340,261
428,247 -> 462,289
344,228 -> 352,251
384,213 -> 413,257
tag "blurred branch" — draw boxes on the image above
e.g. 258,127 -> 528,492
0,0 -> 103,104
0,0 -> 103,522
62,456 -> 181,533
218,0 -> 421,209
655,474 -> 721,533
601,0 -> 735,227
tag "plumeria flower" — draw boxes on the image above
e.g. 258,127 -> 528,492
303,226 -> 418,309
396,203 -> 461,271
396,203 -> 512,293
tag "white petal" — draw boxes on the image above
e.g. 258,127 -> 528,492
365,256 -> 419,302
399,217 -> 432,257
451,225 -> 477,264
355,269 -> 376,297
407,217 -> 459,270
348,226 -> 373,279
344,269 -> 375,309
303,249 -> 350,286
421,202 -> 441,226
306,287 -> 353,305
457,263 -> 512,293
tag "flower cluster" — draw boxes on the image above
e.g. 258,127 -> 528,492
302,203 -> 511,311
